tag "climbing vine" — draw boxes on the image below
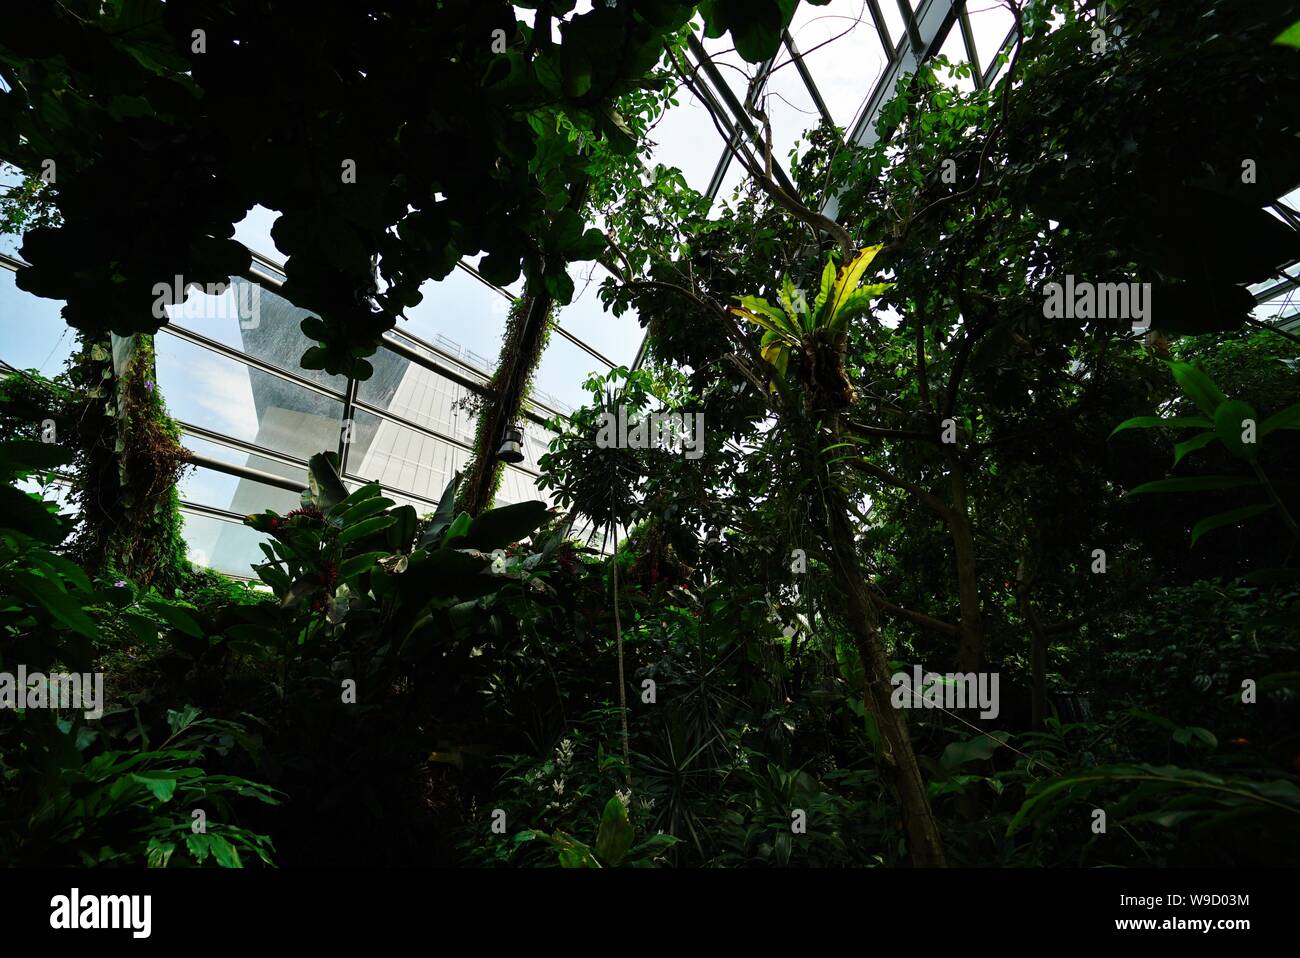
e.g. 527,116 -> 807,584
0,334 -> 197,591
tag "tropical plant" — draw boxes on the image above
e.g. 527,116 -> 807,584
729,245 -> 891,405
522,793 -> 678,868
1111,361 -> 1300,546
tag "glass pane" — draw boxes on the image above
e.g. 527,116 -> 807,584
496,462 -> 553,508
712,151 -> 754,214
936,22 -> 976,92
1253,285 -> 1300,322
0,162 -> 25,259
966,0 -> 1016,74
648,78 -> 734,193
552,261 -> 642,367
0,266 -> 77,375
755,58 -> 824,172
181,509 -> 275,579
163,276 -> 347,393
395,266 -> 511,372
346,408 -> 469,503
878,0 -> 908,53
179,464 -> 302,518
533,333 -> 604,413
16,475 -> 76,516
355,346 -> 480,447
232,204 -> 284,264
786,0 -> 891,133
155,334 -> 346,462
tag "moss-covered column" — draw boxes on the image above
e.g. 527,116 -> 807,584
459,293 -> 554,515
73,333 -> 193,589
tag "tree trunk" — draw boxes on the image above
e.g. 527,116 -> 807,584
948,463 -> 984,674
825,491 -> 947,867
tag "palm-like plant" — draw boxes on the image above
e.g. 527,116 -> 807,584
729,245 -> 891,408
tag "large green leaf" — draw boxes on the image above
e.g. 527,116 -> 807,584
1261,401 -> 1300,436
940,731 -> 1009,770
594,796 -> 635,866
828,245 -> 883,320
145,600 -> 204,638
340,496 -> 396,526
1213,398 -> 1258,461
827,283 -> 890,331
1190,504 -> 1273,547
0,440 -> 74,479
1173,431 -> 1219,465
736,296 -> 798,337
0,485 -> 67,542
1127,476 -> 1258,495
812,256 -> 837,323
400,547 -> 490,599
339,551 -> 388,580
462,500 -> 550,550
1109,415 -> 1212,437
386,504 -> 418,551
1167,362 -> 1227,416
307,452 -> 349,511
418,472 -> 462,547
13,572 -> 97,638
339,514 -> 396,545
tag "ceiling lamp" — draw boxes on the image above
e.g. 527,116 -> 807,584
496,425 -> 525,464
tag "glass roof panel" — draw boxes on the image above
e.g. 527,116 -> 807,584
553,261 -> 642,367
755,57 -> 824,172
164,278 -> 348,393
936,20 -> 976,92
965,0 -> 1016,73
877,0 -> 909,52
232,204 -> 283,265
180,509 -> 275,578
0,266 -> 77,375
533,329 -> 605,412
786,0 -> 891,133
647,74 -> 735,193
395,268 -> 512,373
155,332 -> 346,460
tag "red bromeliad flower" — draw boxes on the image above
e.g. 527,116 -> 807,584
285,505 -> 326,523
319,561 -> 338,591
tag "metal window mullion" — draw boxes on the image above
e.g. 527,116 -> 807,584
156,324 -> 349,402
865,0 -> 894,57
958,4 -> 985,89
182,451 -> 309,494
781,29 -> 837,134
686,33 -> 799,196
897,0 -> 925,53
552,322 -> 617,369
180,500 -> 255,523
337,374 -> 359,473
350,398 -> 477,456
177,421 -> 312,472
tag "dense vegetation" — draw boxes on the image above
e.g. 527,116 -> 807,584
0,0 -> 1298,869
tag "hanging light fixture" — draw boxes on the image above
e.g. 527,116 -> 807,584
496,424 -> 525,464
